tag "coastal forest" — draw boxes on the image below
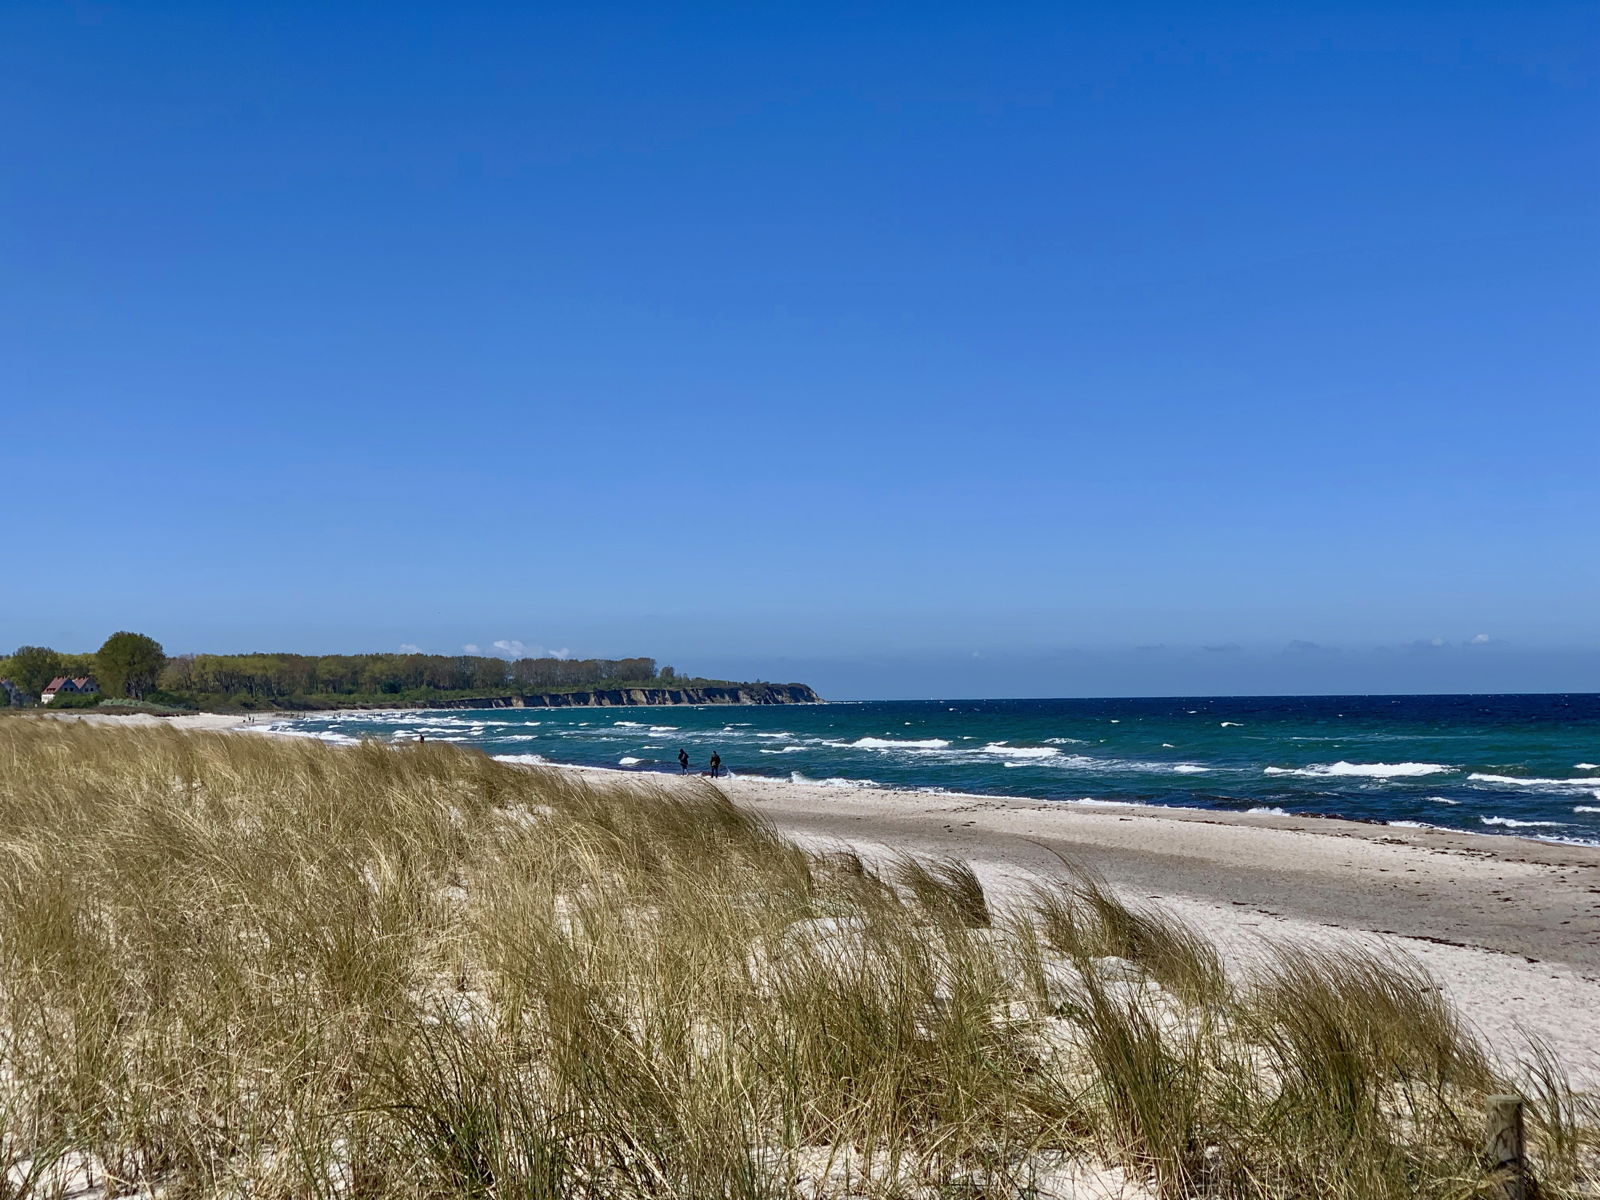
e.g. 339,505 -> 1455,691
1,633 -> 761,710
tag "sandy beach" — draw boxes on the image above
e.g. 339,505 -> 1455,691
26,709 -> 292,732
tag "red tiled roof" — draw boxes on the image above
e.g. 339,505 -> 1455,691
44,677 -> 69,691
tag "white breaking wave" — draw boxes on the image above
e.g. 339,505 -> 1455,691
648,725 -> 679,732
1247,806 -> 1289,815
1043,737 -> 1089,745
1468,773 -> 1600,789
1480,816 -> 1564,828
618,757 -> 643,766
1009,752 -> 1223,775
789,772 -> 881,789
613,721 -> 647,727
843,737 -> 951,750
1574,806 -> 1600,814
1263,762 -> 1449,779
1577,762 -> 1599,770
493,753 -> 549,765
760,746 -> 806,754
1427,796 -> 1463,805
754,732 -> 793,739
978,742 -> 1058,758
1220,722 -> 1244,727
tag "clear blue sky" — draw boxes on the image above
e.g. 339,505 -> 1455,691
3,1 -> 1596,698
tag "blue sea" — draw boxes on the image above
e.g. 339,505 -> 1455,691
273,694 -> 1600,845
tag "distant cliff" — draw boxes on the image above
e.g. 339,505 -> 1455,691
423,684 -> 822,710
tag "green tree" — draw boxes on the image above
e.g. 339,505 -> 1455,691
58,652 -> 97,679
8,646 -> 63,698
96,632 -> 167,700
160,655 -> 196,693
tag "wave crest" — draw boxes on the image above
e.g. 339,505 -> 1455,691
1264,761 -> 1449,779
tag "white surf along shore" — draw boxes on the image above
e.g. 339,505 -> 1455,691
59,707 -> 1600,1085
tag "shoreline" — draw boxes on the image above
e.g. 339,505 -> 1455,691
48,706 -> 1600,858
252,705 -> 1600,852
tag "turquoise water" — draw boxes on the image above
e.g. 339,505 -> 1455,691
274,694 -> 1600,844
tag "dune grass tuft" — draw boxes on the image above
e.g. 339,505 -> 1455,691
0,720 -> 1592,1197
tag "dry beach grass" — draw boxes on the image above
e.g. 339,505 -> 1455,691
0,720 -> 1595,1198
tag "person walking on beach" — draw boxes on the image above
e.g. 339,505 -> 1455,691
677,748 -> 690,773
709,751 -> 722,778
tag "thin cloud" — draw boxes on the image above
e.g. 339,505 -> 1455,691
482,639 -> 573,660
1401,638 -> 1450,653
1284,640 -> 1339,655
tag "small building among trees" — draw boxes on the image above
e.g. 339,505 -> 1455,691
41,676 -> 98,704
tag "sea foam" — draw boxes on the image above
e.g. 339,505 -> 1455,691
843,737 -> 951,750
1468,773 -> 1600,789
1264,762 -> 1449,779
979,742 -> 1059,758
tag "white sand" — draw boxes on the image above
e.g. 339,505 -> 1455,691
27,709 -> 288,732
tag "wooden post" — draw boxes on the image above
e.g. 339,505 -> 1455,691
1485,1094 -> 1532,1199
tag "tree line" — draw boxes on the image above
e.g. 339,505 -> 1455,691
2,636 -> 706,708
159,652 -> 673,701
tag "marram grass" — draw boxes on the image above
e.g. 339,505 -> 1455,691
0,721 -> 1593,1198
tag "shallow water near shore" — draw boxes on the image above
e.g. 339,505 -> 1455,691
275,693 -> 1600,844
